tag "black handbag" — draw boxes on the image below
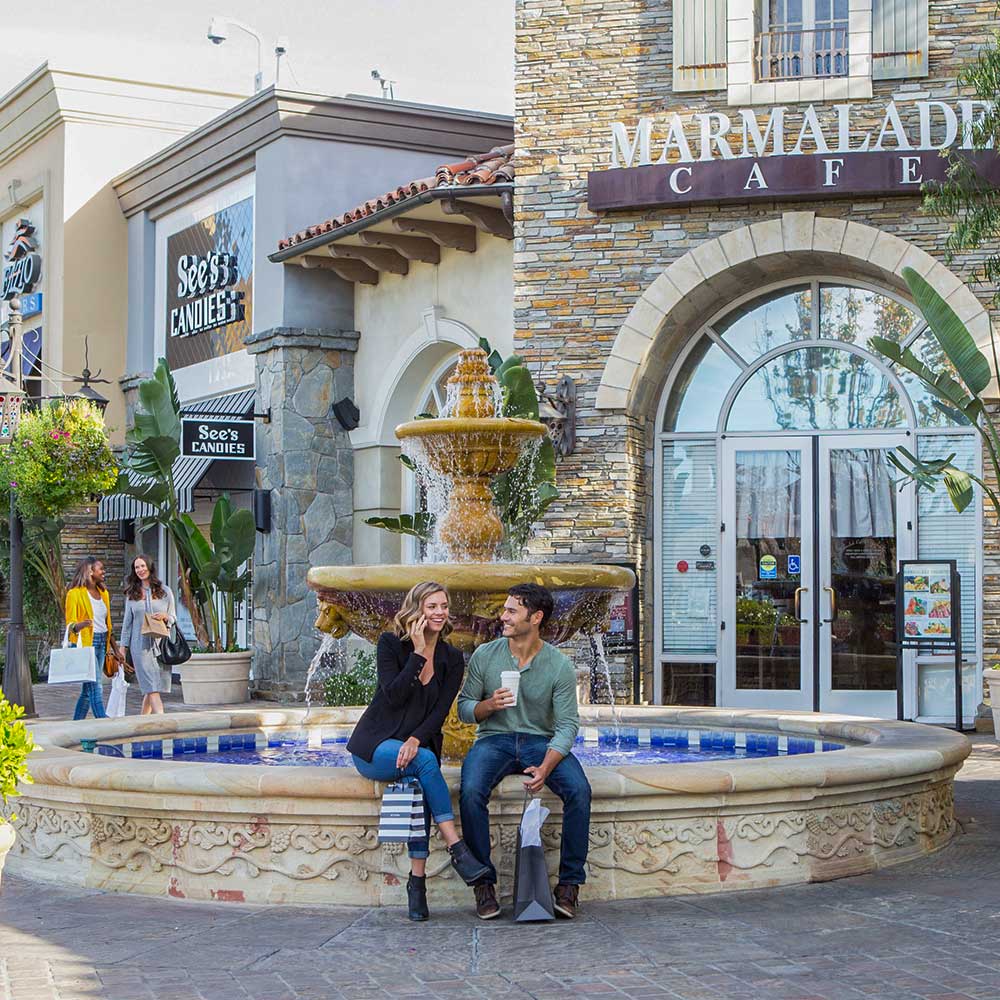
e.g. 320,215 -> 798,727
157,625 -> 192,666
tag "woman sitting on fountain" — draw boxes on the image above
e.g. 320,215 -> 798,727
347,581 -> 489,920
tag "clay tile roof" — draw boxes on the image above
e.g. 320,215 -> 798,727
277,143 -> 514,251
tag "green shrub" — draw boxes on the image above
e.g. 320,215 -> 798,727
0,694 -> 37,822
323,647 -> 378,707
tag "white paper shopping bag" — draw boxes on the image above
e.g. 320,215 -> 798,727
47,628 -> 97,684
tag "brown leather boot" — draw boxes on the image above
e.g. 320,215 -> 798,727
553,883 -> 579,919
474,882 -> 501,920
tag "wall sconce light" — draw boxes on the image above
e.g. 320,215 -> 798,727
332,396 -> 360,431
537,376 -> 576,458
253,488 -> 272,533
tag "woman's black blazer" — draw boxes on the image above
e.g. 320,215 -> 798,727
346,632 -> 464,763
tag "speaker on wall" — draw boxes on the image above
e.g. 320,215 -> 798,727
118,519 -> 136,544
253,488 -> 272,533
332,396 -> 360,431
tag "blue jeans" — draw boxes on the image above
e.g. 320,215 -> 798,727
73,634 -> 107,721
352,739 -> 455,860
460,733 -> 591,886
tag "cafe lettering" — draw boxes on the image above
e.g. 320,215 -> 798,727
589,99 -> 999,211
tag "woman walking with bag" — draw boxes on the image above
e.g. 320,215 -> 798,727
348,581 -> 488,920
120,555 -> 175,716
65,557 -> 124,720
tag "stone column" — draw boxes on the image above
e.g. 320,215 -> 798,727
246,327 -> 359,699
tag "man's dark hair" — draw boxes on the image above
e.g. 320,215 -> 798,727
507,583 -> 554,628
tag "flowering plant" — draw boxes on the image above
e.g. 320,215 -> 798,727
0,399 -> 118,520
0,694 -> 36,823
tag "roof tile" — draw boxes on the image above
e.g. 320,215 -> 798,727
277,143 -> 514,251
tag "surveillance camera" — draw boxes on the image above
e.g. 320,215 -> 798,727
371,69 -> 381,80
207,17 -> 228,44
275,36 -> 288,56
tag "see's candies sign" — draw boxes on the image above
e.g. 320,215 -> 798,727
181,417 -> 255,461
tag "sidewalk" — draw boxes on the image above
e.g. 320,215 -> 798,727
2,697 -> 999,999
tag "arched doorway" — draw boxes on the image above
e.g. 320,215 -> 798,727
654,278 -> 980,720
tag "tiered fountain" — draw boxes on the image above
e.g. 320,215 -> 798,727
4,352 -> 969,907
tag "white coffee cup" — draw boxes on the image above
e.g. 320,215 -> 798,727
500,669 -> 520,707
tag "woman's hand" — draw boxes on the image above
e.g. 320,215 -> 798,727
408,616 -> 428,657
71,619 -> 93,633
396,736 -> 420,770
152,612 -> 170,623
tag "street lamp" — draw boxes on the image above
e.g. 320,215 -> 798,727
66,337 -> 110,414
0,295 -> 33,716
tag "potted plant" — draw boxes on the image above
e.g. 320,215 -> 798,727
112,361 -> 256,704
0,694 -> 36,885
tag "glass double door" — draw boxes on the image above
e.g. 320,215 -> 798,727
721,435 -> 914,717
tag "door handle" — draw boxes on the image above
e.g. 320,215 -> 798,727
823,586 -> 838,623
794,587 -> 809,623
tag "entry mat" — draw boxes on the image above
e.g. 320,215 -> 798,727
89,727 -> 846,767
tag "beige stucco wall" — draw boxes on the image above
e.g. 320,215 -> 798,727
350,233 -> 514,564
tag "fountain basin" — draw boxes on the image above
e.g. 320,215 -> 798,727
6,707 -> 969,907
308,563 -> 636,651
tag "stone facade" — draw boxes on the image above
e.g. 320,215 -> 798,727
513,0 -> 1000,699
248,327 -> 359,698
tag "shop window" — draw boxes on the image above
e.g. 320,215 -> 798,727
727,346 -> 907,431
662,663 -> 716,706
756,0 -> 849,82
715,285 -> 812,362
818,285 -> 918,349
663,337 -> 740,432
661,441 -> 718,655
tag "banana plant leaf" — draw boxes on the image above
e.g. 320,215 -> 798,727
364,512 -> 435,540
478,337 -> 504,373
901,266 -> 991,395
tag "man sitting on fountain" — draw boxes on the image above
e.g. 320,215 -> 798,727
458,583 -> 590,920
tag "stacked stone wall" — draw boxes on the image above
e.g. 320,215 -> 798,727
514,0 -> 1000,699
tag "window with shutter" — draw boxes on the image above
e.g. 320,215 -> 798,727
673,0 -> 728,92
872,0 -> 928,79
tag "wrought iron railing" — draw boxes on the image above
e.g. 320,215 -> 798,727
755,26 -> 849,81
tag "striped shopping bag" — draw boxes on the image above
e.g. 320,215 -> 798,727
377,779 -> 426,843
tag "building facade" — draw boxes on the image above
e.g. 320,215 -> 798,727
514,0 -> 998,722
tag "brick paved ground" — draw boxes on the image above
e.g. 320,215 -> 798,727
3,689 -> 999,999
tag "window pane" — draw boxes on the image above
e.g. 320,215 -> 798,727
819,285 -> 918,348
917,434 -> 977,652
727,347 -> 907,430
894,331 -> 971,427
664,337 -> 741,431
662,441 -> 717,654
662,663 -> 716,706
716,286 -> 812,360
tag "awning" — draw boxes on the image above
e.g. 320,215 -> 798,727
98,388 -> 256,523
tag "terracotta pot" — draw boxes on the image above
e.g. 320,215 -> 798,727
0,822 -> 15,887
984,669 -> 1000,737
178,651 -> 251,705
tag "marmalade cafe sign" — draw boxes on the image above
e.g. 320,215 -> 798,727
587,99 -> 999,211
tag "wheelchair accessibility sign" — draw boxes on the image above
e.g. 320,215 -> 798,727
787,554 -> 801,576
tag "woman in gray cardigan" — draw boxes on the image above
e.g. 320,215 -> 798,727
120,554 -> 176,715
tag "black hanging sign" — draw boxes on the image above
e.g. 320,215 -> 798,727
181,417 -> 255,461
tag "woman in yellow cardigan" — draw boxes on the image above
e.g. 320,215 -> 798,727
65,556 -> 124,720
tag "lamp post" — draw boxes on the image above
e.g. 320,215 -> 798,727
0,295 -> 33,716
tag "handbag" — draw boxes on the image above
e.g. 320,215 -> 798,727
512,792 -> 555,922
376,779 -> 426,844
141,613 -> 170,638
157,624 -> 192,666
102,648 -> 120,678
48,628 -> 97,684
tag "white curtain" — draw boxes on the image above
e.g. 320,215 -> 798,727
735,450 -> 802,539
830,448 -> 896,538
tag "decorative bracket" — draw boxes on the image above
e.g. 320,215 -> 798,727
537,376 -> 576,458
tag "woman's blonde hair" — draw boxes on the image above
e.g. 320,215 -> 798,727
393,581 -> 452,640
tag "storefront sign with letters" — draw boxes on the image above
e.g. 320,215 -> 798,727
2,219 -> 42,300
181,417 -> 255,461
588,99 -> 1000,210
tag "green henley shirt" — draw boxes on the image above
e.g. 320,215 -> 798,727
457,637 -> 580,757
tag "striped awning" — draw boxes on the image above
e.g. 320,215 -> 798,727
98,388 -> 256,523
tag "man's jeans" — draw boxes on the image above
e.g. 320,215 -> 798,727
460,732 -> 591,886
73,634 -> 107,721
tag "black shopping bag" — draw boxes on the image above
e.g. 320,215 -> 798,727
512,794 -> 555,922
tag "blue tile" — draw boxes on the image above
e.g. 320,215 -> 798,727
195,737 -> 208,753
219,736 -> 232,752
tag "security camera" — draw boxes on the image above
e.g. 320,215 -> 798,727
207,17 -> 228,44
371,69 -> 382,80
275,36 -> 288,56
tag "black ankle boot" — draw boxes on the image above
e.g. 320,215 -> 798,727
406,874 -> 429,921
448,840 -> 490,886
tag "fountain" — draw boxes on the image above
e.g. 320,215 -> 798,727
3,352 -> 970,907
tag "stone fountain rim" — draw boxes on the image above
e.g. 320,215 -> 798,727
306,562 -> 637,593
394,416 -> 548,439
21,707 -> 969,802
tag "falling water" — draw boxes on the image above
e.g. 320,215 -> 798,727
589,633 -> 623,731
304,632 -> 344,715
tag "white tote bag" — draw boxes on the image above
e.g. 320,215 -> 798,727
106,668 -> 129,717
377,780 -> 426,843
47,627 -> 97,684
